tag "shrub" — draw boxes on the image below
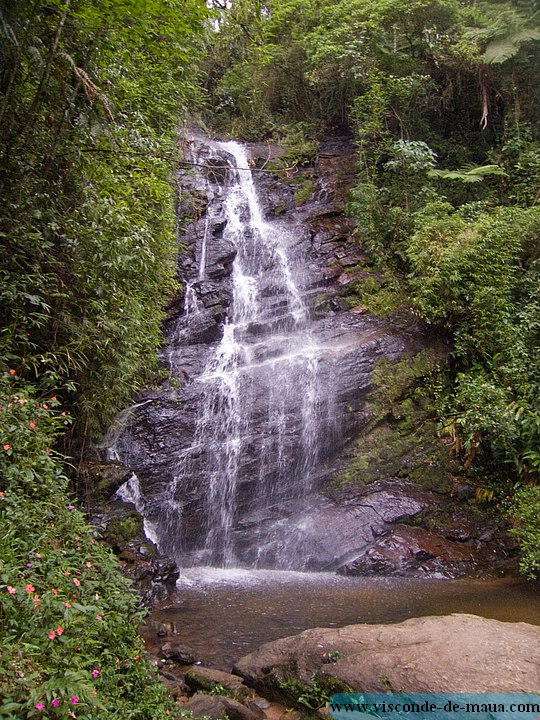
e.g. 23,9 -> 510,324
0,370 -> 176,719
510,486 -> 540,579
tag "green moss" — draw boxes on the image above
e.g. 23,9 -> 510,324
331,350 -> 457,493
293,176 -> 315,205
103,512 -> 144,549
342,271 -> 408,317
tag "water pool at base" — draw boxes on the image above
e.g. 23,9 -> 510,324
142,570 -> 540,670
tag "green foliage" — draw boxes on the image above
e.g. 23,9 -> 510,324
0,0 -> 208,443
0,371 -> 178,718
293,176 -> 315,205
510,486 -> 540,578
428,164 -> 508,183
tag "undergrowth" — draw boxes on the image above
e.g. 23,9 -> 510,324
0,369 -> 177,719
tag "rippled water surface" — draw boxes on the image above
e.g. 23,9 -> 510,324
143,569 -> 540,670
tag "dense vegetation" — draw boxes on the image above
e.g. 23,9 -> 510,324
1,0 -> 207,443
202,0 -> 539,574
1,1 -> 209,717
1,0 -> 538,714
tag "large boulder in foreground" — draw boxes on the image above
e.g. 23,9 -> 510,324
234,615 -> 540,697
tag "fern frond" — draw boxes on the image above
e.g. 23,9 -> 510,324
483,37 -> 520,63
0,9 -> 18,45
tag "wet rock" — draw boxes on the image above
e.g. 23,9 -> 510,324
92,498 -> 179,607
79,461 -> 133,501
185,666 -> 251,699
337,525 -> 479,577
234,614 -> 540,694
158,642 -> 197,665
182,694 -> 260,720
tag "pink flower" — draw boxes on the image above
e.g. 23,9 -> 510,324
48,630 -> 56,640
71,696 -> 79,705
6,586 -> 16,594
95,615 -> 102,621
73,577 -> 80,587
51,588 -> 58,595
25,583 -> 35,594
56,625 -> 63,635
92,668 -> 100,679
52,699 -> 60,707
35,553 -> 42,558
29,421 -> 36,429
35,703 -> 44,711
85,562 -> 92,568
9,369 -> 15,375
68,505 -> 75,510
3,444 -> 11,451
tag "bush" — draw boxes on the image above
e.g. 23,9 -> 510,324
510,486 -> 540,579
0,370 -> 176,719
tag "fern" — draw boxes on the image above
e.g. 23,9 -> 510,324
428,164 -> 508,183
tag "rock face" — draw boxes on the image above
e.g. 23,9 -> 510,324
234,614 -> 540,695
102,132 -> 514,576
91,493 -> 179,607
104,132 -> 436,571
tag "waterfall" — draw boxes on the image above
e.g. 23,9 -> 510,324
161,141 -> 328,567
107,135 -> 417,573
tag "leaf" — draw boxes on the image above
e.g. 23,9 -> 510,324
428,165 -> 508,183
483,38 -> 520,63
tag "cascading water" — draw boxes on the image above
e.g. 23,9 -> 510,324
162,141 -> 329,567
108,135 -> 411,571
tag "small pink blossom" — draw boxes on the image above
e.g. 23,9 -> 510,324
29,421 -> 36,429
86,562 -> 92,568
96,615 -> 102,621
56,625 -> 63,635
25,583 -> 35,593
68,505 -> 75,510
92,668 -> 100,679
35,703 -> 44,711
73,577 -> 80,587
52,699 -> 60,707
71,696 -> 79,705
9,369 -> 15,375
48,630 -> 56,640
6,586 -> 16,594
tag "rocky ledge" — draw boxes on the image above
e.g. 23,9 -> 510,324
234,614 -> 540,698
